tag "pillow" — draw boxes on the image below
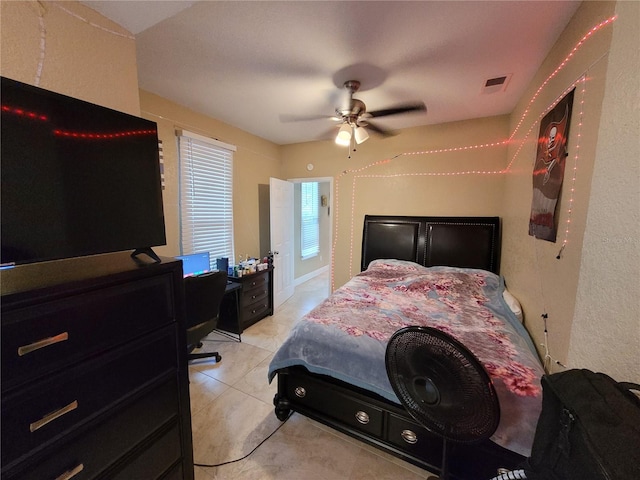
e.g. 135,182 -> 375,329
503,289 -> 524,323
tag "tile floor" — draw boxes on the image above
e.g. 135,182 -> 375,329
188,271 -> 432,479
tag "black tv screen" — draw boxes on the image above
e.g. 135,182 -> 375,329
1,76 -> 166,265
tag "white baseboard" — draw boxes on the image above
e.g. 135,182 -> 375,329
294,265 -> 329,286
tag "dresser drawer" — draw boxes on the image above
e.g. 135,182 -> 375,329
1,327 -> 178,467
3,379 -> 180,480
1,275 -> 175,390
110,422 -> 182,480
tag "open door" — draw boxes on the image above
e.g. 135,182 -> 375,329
269,177 -> 294,308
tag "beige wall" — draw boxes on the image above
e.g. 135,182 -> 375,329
138,90 -> 282,261
1,1 -> 140,115
281,1 -> 639,383
3,1 -> 637,382
569,0 -> 640,382
501,1 -> 624,375
281,115 -> 510,287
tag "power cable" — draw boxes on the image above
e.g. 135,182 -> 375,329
194,411 -> 292,468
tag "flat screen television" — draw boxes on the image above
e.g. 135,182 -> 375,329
1,76 -> 166,266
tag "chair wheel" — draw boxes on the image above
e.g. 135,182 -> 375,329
215,354 -> 222,362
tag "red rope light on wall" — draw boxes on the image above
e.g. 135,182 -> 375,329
53,129 -> 157,139
509,15 -> 616,142
328,16 -> 615,289
1,104 -> 48,121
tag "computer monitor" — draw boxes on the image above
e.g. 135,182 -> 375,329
176,252 -> 211,277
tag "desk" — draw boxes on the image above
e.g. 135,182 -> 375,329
217,282 -> 242,341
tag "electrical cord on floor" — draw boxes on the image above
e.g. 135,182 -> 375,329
194,411 -> 293,468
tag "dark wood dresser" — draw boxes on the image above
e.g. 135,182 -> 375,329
218,267 -> 273,335
1,252 -> 194,480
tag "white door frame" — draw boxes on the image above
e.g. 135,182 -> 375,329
288,176 -> 333,297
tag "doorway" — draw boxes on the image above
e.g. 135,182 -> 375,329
291,177 -> 332,288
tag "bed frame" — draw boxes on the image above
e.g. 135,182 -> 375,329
273,215 -> 525,479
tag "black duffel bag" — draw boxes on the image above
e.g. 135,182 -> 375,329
526,369 -> 640,480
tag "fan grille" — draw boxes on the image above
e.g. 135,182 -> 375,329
386,326 -> 499,443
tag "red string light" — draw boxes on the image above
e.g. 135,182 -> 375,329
53,129 -> 157,139
1,104 -> 48,121
328,16 -> 615,288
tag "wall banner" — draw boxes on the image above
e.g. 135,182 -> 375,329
529,89 -> 575,242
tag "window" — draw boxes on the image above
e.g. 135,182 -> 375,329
178,129 -> 235,270
300,182 -> 319,259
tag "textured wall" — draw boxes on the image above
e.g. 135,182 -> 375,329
281,115 -> 510,289
1,1 -> 139,114
138,90 -> 282,261
500,1 -> 617,371
568,0 -> 640,383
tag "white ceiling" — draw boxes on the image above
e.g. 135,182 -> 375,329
83,1 -> 581,145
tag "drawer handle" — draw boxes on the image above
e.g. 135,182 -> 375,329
18,332 -> 69,356
355,411 -> 370,425
294,387 -> 306,398
401,429 -> 418,444
30,400 -> 78,432
55,463 -> 84,480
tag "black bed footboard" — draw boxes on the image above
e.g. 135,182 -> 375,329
274,367 -> 525,480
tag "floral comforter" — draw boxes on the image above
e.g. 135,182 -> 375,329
268,259 -> 544,456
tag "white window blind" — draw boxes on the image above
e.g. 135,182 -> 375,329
178,130 -> 235,269
300,182 -> 319,259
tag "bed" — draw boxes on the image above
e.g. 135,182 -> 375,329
268,215 -> 544,479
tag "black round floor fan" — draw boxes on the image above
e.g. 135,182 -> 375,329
385,326 -> 500,480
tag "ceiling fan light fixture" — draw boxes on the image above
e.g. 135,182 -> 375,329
354,126 -> 369,144
335,124 -> 352,146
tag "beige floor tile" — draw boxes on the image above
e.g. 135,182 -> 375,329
191,387 -> 282,466
240,317 -> 292,353
348,448 -> 431,479
232,353 -> 277,406
188,368 -> 231,416
190,335 -> 272,386
189,270 -> 432,479
198,414 -> 360,480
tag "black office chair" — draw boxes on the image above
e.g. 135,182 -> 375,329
184,270 -> 228,363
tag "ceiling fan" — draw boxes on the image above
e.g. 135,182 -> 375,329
280,80 -> 427,149
333,80 -> 426,147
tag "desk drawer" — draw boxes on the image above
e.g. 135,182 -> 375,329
242,296 -> 270,325
1,275 -> 175,389
243,284 -> 268,304
241,272 -> 267,291
1,328 -> 178,466
3,380 -> 180,480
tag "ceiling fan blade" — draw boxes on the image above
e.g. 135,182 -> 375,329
362,120 -> 395,137
367,102 -> 426,118
279,113 -> 340,123
318,125 -> 341,141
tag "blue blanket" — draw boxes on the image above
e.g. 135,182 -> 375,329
269,260 -> 544,456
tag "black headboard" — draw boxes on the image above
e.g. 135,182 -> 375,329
361,215 -> 501,274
